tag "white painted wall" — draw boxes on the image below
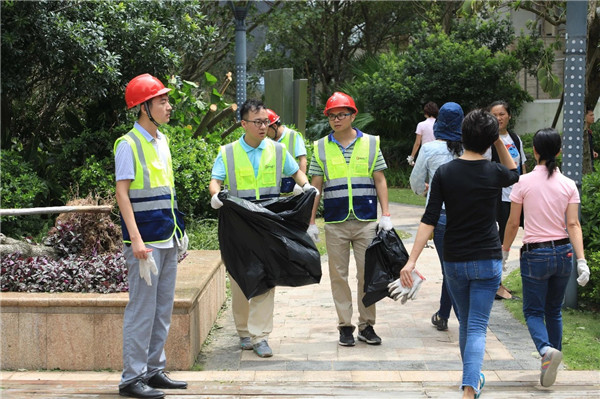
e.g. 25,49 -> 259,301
514,100 -> 600,135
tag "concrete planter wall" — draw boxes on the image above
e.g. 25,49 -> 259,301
0,250 -> 225,371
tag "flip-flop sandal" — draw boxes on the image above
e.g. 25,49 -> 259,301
474,372 -> 485,398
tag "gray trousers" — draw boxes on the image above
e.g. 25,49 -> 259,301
119,244 -> 178,388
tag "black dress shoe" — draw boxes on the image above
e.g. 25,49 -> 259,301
119,379 -> 164,399
147,371 -> 188,389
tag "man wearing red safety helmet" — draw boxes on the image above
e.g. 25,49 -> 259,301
266,108 -> 308,196
115,73 -> 187,399
308,91 -> 393,347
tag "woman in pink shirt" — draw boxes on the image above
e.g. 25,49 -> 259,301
502,128 -> 590,388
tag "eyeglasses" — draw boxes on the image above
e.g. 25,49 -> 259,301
327,112 -> 353,121
243,119 -> 270,128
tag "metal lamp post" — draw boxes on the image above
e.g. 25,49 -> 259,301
229,1 -> 249,121
562,0 -> 587,308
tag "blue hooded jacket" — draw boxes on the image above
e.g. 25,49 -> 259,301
433,102 -> 464,142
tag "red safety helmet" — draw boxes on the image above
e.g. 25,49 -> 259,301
323,91 -> 358,116
125,74 -> 171,109
266,109 -> 281,126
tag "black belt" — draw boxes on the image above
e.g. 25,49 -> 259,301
521,238 -> 570,253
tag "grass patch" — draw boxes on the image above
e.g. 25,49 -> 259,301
502,269 -> 600,370
388,187 -> 426,207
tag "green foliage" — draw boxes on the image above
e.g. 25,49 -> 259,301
0,150 -> 52,238
348,20 -> 531,159
1,1 -> 230,237
254,0 -> 421,94
165,125 -> 220,219
384,168 -> 412,189
579,171 -> 600,307
581,171 -> 600,251
518,132 -> 537,172
579,251 -> 600,308
187,218 -> 219,251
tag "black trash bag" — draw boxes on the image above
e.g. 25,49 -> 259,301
217,189 -> 321,300
362,227 -> 409,307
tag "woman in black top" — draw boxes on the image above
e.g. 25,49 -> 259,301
400,109 -> 519,399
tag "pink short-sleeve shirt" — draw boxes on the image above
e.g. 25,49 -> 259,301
510,165 -> 580,243
415,117 -> 436,144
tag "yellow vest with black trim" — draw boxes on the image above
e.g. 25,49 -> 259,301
113,128 -> 184,244
314,131 -> 379,223
222,139 -> 286,200
278,128 -> 304,194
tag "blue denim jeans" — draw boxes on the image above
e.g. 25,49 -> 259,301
444,259 -> 502,393
432,211 -> 458,320
520,243 -> 573,355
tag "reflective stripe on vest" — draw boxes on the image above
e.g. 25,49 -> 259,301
114,128 -> 183,244
222,139 -> 285,200
315,133 -> 379,223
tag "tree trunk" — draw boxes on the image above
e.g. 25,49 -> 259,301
0,234 -> 57,258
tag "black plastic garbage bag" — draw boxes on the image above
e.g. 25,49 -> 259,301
217,190 -> 321,300
362,228 -> 409,307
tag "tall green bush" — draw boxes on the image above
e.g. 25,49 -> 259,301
581,171 -> 600,251
0,150 -> 52,238
580,170 -> 600,307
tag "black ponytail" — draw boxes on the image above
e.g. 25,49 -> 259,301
532,128 -> 561,179
446,141 -> 463,157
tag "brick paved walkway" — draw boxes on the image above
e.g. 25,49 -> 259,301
2,203 -> 599,398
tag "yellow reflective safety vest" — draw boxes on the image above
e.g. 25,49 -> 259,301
314,131 -> 379,223
222,139 -> 286,200
113,128 -> 184,244
278,128 -> 304,194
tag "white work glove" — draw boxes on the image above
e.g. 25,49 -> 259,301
307,224 -> 320,242
378,215 -> 393,232
211,192 -> 223,209
177,232 -> 189,257
406,155 -> 415,166
302,182 -> 320,196
576,259 -> 590,287
502,250 -> 510,272
388,270 -> 425,304
139,251 -> 158,286
292,183 -> 304,196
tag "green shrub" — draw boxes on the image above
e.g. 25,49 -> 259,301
580,171 -> 600,307
70,155 -> 116,201
385,167 -> 411,188
581,171 -> 600,251
187,218 -> 219,250
0,150 -> 52,238
579,250 -> 600,308
519,132 -> 537,172
164,125 -> 224,220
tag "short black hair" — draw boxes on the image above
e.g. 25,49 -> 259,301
461,109 -> 499,154
240,98 -> 266,120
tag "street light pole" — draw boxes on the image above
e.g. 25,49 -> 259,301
562,0 -> 588,308
229,1 -> 249,121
